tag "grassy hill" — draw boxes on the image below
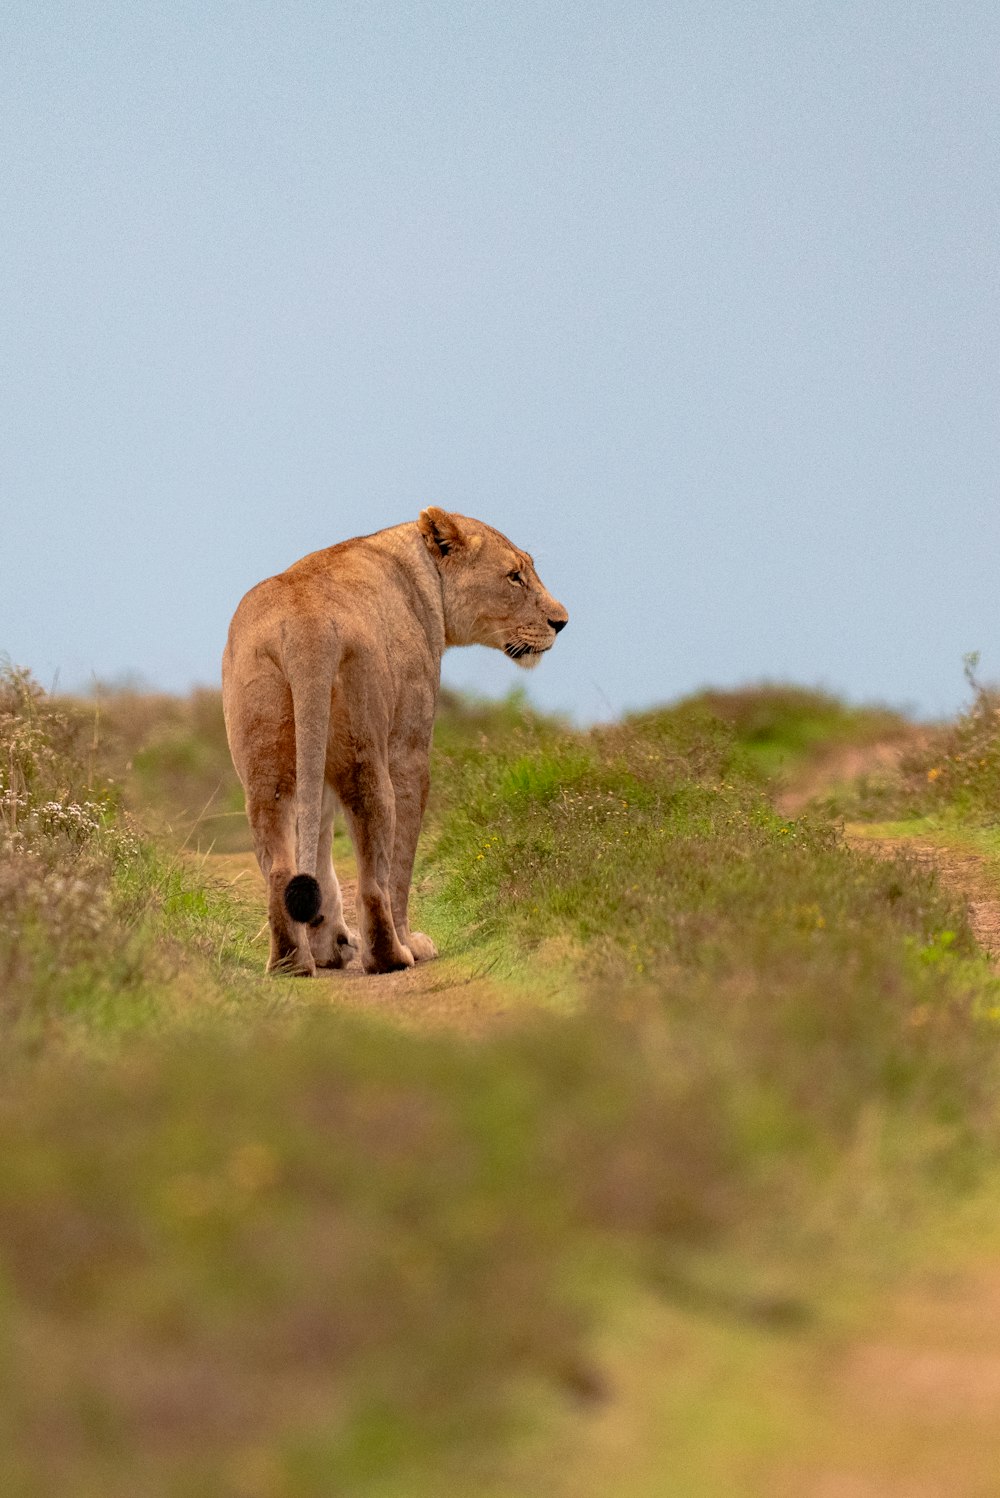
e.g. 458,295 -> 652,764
2,667 -> 1000,1495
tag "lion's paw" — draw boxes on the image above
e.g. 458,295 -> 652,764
362,941 -> 415,975
312,924 -> 361,969
405,931 -> 439,963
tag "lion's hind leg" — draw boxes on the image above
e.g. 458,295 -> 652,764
308,785 -> 360,969
336,757 -> 415,975
242,792 -> 315,977
234,675 -> 317,977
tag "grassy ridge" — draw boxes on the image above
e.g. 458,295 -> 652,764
641,684 -> 908,780
2,669 -> 1000,1494
423,698 -> 998,1212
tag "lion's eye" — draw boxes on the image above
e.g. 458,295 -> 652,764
507,570 -> 524,586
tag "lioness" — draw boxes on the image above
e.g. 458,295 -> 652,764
222,509 -> 568,976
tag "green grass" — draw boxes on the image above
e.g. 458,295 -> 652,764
3,667 -> 1000,1493
0,1019 -> 607,1497
423,706 -> 1000,1205
633,683 -> 908,780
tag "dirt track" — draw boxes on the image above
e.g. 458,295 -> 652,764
846,826 -> 1000,966
206,850 -> 517,1034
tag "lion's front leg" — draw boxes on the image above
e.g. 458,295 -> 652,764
388,745 -> 438,964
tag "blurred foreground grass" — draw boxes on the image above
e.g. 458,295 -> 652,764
2,668 -> 1000,1495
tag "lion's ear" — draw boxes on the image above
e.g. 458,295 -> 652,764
418,507 -> 466,559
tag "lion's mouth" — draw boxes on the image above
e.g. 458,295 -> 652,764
504,642 -> 545,661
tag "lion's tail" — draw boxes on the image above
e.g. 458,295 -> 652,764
283,641 -> 337,927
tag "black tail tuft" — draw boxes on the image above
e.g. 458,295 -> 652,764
284,873 -> 322,925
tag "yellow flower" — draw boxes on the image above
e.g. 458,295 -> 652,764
927,767 -> 941,781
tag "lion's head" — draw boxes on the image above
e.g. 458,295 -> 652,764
417,508 -> 568,669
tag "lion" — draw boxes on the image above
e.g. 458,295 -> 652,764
221,508 -> 568,976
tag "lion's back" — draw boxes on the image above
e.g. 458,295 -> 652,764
223,531 -> 440,737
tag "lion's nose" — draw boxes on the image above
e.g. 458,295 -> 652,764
549,616 -> 567,634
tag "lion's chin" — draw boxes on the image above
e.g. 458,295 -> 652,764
504,642 -> 545,669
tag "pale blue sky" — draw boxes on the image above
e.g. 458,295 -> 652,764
3,2 -> 998,719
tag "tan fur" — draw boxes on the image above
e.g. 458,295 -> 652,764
222,509 -> 568,975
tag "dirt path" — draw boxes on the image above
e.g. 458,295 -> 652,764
845,824 -> 1000,965
204,850 -> 524,1034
